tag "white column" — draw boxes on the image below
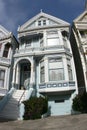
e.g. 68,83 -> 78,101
12,67 -> 16,87
30,57 -> 35,86
15,63 -> 20,88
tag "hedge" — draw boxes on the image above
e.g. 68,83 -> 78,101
23,96 -> 48,120
72,92 -> 87,113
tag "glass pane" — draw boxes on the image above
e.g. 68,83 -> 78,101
68,65 -> 73,80
0,70 -> 5,79
40,66 -> 45,83
0,80 -> 4,87
49,69 -> 64,81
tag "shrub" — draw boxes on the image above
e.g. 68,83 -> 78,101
23,96 -> 48,120
72,92 -> 87,113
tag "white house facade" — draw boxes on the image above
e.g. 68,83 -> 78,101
0,11 -> 78,119
70,9 -> 87,93
0,25 -> 18,96
12,11 -> 77,116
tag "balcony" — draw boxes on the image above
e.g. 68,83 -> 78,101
14,45 -> 70,57
38,81 -> 76,94
0,57 -> 11,66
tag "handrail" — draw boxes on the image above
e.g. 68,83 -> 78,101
18,89 -> 26,106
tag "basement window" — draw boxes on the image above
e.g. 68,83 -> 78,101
55,99 -> 64,103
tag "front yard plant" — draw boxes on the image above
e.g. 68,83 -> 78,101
72,92 -> 87,113
23,96 -> 48,120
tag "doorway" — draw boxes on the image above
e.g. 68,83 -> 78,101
20,61 -> 31,89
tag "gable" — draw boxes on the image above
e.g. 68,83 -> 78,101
74,11 -> 87,22
18,12 -> 70,32
80,14 -> 87,21
0,25 -> 10,39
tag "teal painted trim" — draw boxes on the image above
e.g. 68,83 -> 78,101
19,103 -> 25,120
25,87 -> 34,99
0,87 -> 15,111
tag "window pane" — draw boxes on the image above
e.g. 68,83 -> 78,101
40,66 -> 45,83
49,69 -> 64,81
38,21 -> 41,26
0,80 -> 4,87
43,20 -> 46,25
49,58 -> 64,81
3,43 -> 10,58
0,70 -> 5,88
68,65 -> 73,80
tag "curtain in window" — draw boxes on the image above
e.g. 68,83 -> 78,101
49,58 -> 64,81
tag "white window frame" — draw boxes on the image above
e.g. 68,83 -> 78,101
48,58 -> 64,81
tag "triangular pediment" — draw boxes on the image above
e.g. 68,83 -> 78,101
0,25 -> 10,39
74,10 -> 87,22
18,12 -> 70,32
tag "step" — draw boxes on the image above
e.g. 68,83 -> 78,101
0,89 -> 29,120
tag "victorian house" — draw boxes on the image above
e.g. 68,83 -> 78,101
0,25 -> 18,96
70,8 -> 87,93
0,11 -> 77,119
14,11 -> 77,116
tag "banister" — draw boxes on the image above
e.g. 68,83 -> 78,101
18,89 -> 26,106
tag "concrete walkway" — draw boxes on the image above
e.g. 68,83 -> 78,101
0,114 -> 87,130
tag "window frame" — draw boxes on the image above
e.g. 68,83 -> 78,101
48,58 -> 64,81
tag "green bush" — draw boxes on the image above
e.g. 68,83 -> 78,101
23,96 -> 48,120
72,92 -> 87,113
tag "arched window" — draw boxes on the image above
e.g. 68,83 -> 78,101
3,43 -> 11,58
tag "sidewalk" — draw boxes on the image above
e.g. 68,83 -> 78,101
0,114 -> 87,130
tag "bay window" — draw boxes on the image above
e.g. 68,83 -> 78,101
49,58 -> 64,81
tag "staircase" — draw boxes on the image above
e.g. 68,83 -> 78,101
0,89 -> 28,120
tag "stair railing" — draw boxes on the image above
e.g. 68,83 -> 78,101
18,89 -> 26,106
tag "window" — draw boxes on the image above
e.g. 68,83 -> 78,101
47,30 -> 59,46
0,70 -> 5,88
25,39 -> 32,47
68,65 -> 73,80
43,20 -> 46,25
40,66 -> 45,83
55,99 -> 64,103
38,21 -> 41,26
49,58 -> 64,81
38,19 -> 47,26
3,43 -> 10,58
67,59 -> 73,80
40,61 -> 45,83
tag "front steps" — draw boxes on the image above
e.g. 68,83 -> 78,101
0,90 -> 28,120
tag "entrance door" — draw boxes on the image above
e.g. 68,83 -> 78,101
20,63 -> 30,89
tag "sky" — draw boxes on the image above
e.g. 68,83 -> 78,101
0,0 -> 86,37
